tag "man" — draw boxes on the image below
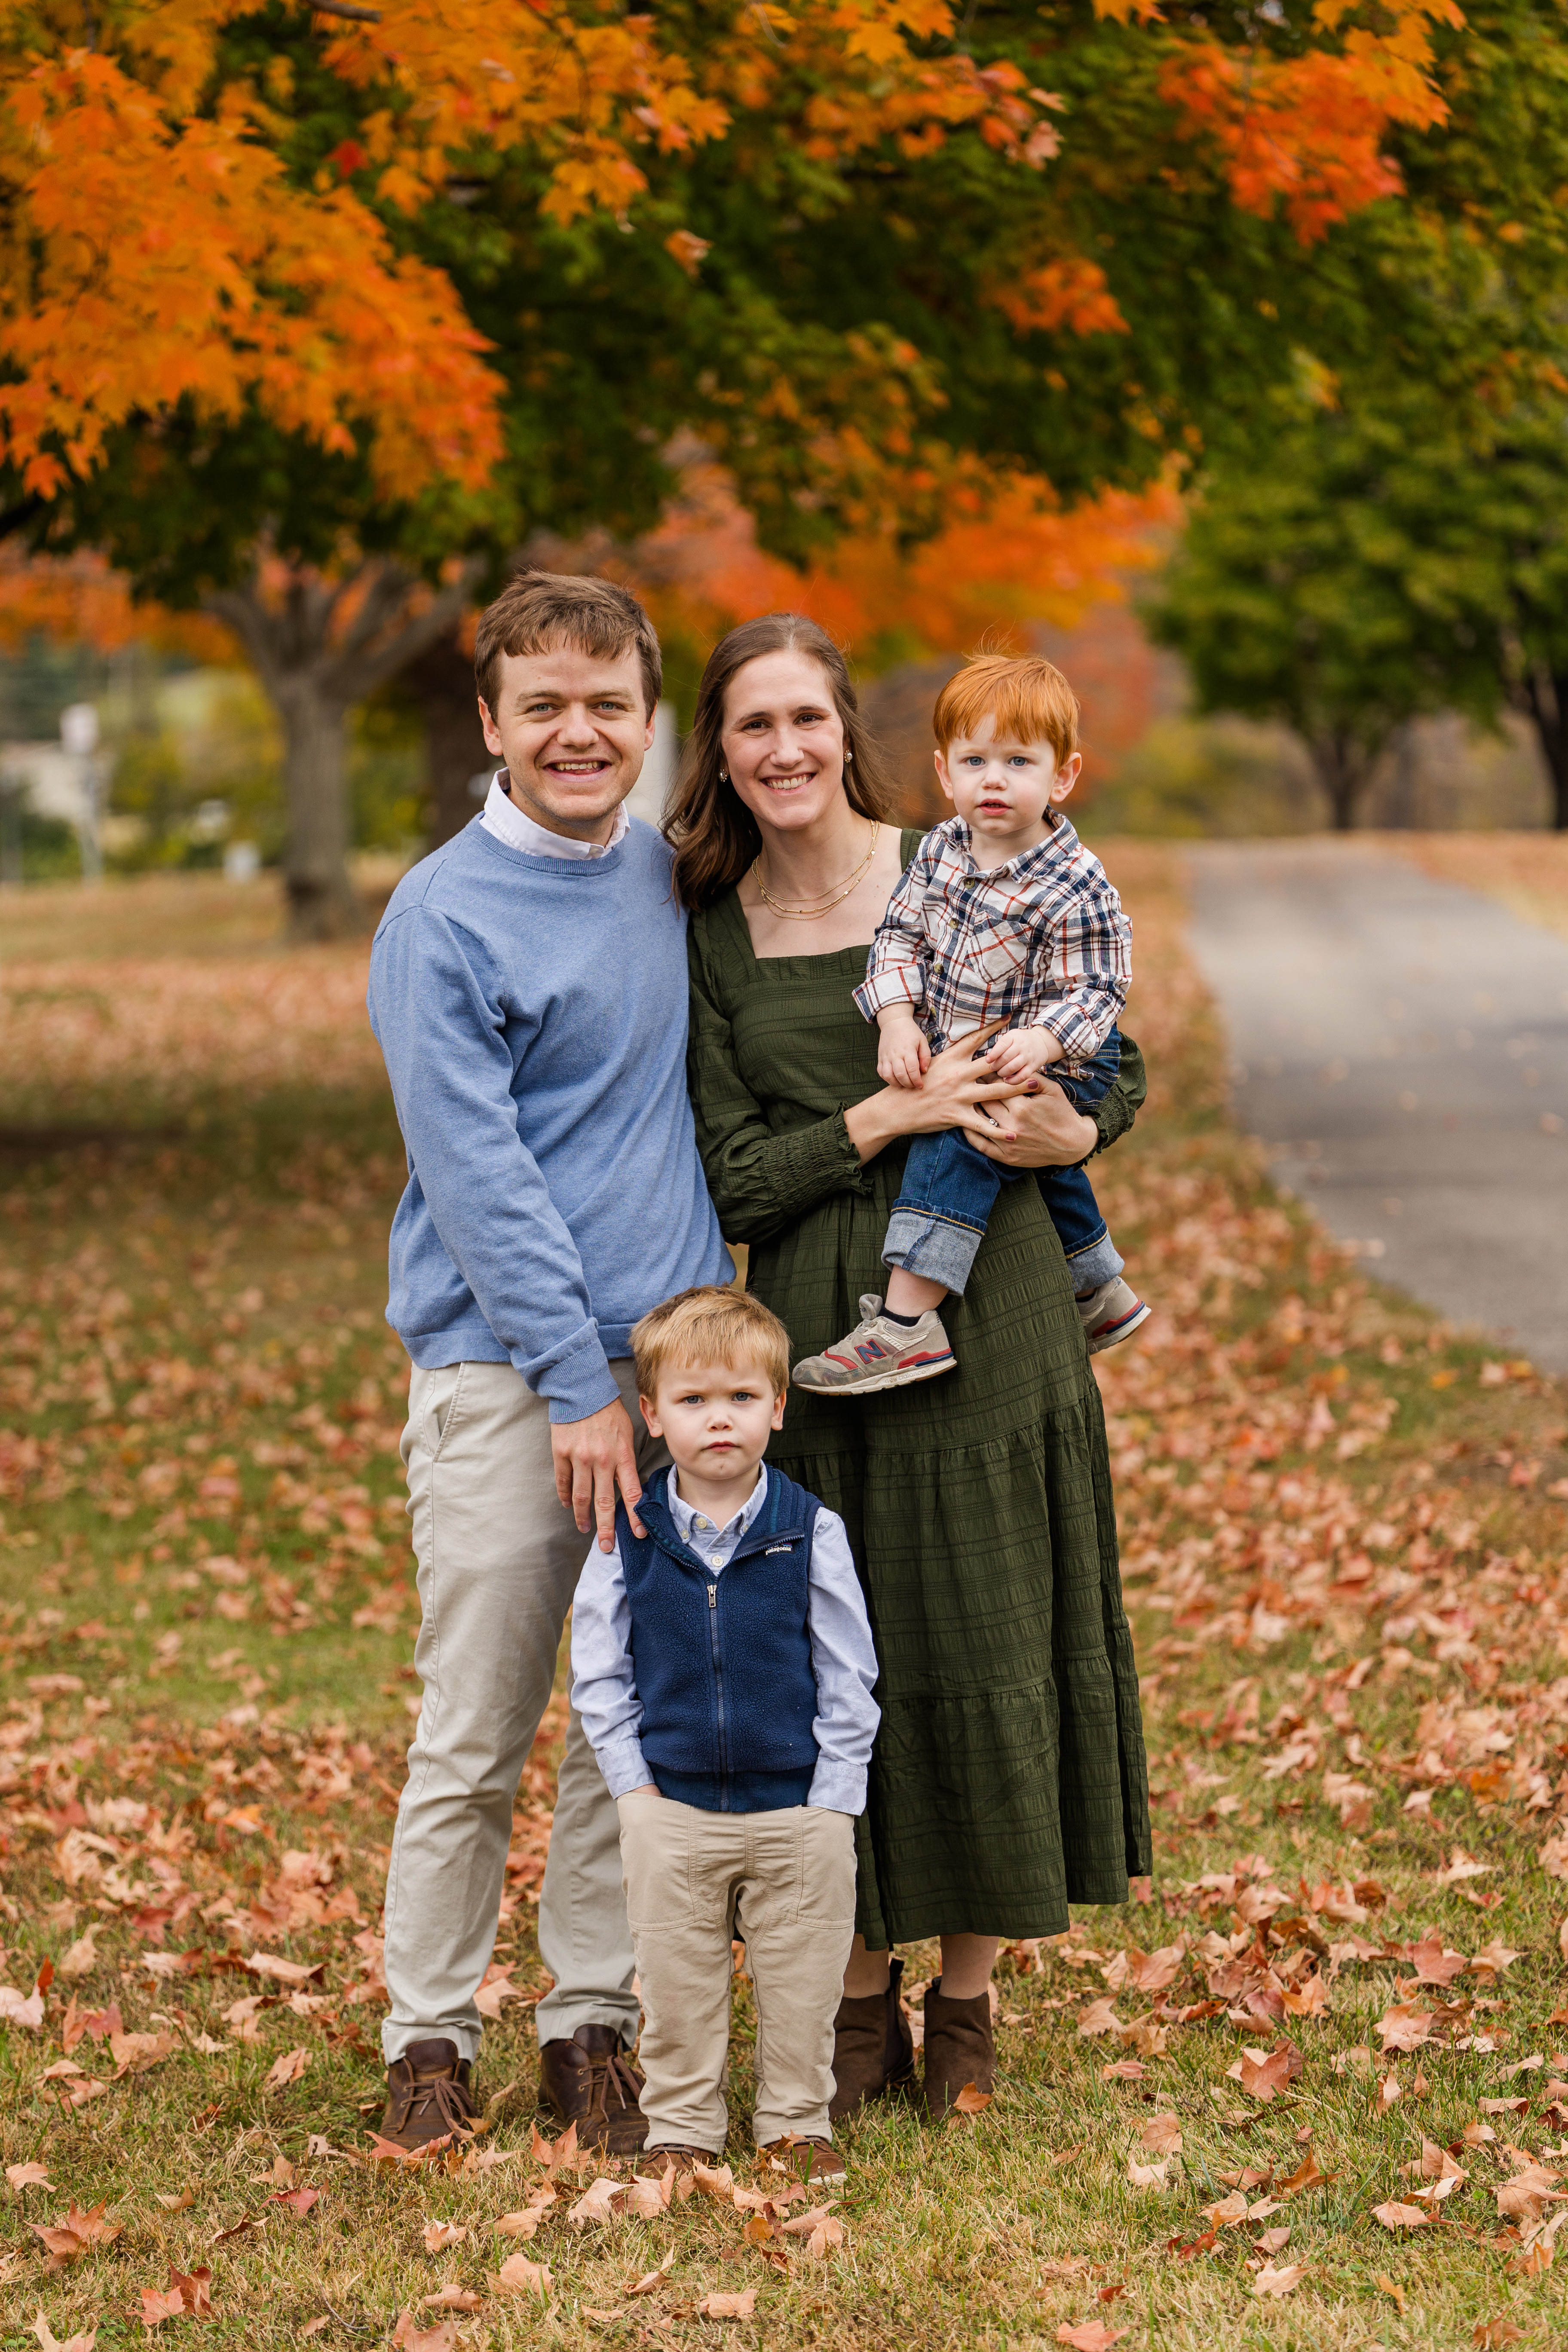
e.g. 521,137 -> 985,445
366,571 -> 732,2152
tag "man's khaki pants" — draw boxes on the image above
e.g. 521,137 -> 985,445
382,1358 -> 668,2066
616,1788 -> 857,2151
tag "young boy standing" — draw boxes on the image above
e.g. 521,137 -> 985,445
792,652 -> 1151,1396
570,1286 -> 880,2175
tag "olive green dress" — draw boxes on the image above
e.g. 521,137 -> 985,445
685,834 -> 1152,1948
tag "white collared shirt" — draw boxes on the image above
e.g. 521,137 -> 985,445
479,772 -> 628,860
668,1463 -> 769,1574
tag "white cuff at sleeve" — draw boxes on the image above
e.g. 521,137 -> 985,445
597,1735 -> 656,1801
807,1760 -> 867,1815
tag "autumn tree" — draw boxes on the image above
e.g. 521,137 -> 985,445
0,0 -> 1511,924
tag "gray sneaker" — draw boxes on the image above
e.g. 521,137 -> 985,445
791,1293 -> 956,1396
1076,1277 -> 1152,1355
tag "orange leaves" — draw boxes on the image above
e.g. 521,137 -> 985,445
988,259 -> 1130,341
1159,0 -> 1463,245
0,46 -> 504,502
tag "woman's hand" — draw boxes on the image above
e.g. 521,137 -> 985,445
844,1022 -> 1020,1163
967,1075 -> 1098,1170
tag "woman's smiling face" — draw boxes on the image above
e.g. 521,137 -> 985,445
720,649 -> 848,837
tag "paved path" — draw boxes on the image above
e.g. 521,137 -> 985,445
1185,841 -> 1568,1372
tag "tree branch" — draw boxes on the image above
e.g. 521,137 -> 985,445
309,1 -> 382,21
330,559 -> 486,701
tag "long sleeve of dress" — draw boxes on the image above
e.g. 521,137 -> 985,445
1088,1030 -> 1146,1159
687,929 -> 873,1247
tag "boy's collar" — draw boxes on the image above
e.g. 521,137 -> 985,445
949,809 -> 1078,871
666,1462 -> 769,1539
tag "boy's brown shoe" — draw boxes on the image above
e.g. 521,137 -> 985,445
538,2022 -> 648,2154
761,2135 -> 846,2183
827,1952 -> 916,2122
921,1978 -> 995,2120
641,2145 -> 714,2178
378,2037 -> 480,2152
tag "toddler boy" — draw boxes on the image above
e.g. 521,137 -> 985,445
570,1285 -> 880,2175
792,652 -> 1150,1396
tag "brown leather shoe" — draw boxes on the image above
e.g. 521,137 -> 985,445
538,2023 -> 647,2154
760,2134 -> 846,2182
379,2037 -> 480,2151
827,1952 -> 916,2123
921,1978 -> 995,2120
642,2145 -> 713,2178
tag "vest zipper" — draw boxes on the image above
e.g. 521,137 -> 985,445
707,1580 -> 729,1809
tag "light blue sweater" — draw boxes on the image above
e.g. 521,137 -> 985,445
368,816 -> 732,1422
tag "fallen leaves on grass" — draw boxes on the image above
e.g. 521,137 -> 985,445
491,2252 -> 552,2298
29,2204 -> 122,2269
780,2206 -> 845,2258
952,2081 -> 992,2115
1253,2261 -> 1308,2297
1372,2201 -> 1436,2230
1056,2324 -> 1127,2350
139,2266 -> 211,2330
262,2048 -> 309,2090
423,2220 -> 467,2252
8,2163 -> 53,2193
698,2292 -> 757,2320
420,2287 -> 482,2312
1472,2322 -> 1526,2349
389,2316 -> 459,2352
625,2248 -> 677,2296
31,2317 -> 97,2352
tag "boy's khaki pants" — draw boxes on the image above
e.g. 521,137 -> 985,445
383,1358 -> 669,2065
617,1788 -> 857,2152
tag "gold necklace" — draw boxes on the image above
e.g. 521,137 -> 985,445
752,823 -> 880,919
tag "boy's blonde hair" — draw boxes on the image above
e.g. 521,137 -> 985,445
933,652 -> 1080,766
632,1286 -> 791,1400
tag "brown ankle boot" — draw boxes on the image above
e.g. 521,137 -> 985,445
537,2023 -> 647,2154
827,1953 -> 916,2123
379,2037 -> 480,2151
922,1978 -> 995,2120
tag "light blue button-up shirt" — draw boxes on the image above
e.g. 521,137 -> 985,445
570,1465 -> 881,1813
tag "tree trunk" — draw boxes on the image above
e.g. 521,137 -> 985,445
1309,732 -> 1374,831
405,630 -> 492,846
203,554 -> 483,942
1521,665 -> 1568,831
274,673 -> 358,940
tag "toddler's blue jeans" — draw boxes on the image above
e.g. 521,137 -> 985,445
882,1030 -> 1125,1298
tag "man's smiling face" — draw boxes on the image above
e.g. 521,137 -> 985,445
479,640 -> 655,843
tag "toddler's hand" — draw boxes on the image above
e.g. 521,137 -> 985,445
986,1025 -> 1061,1084
877,1014 -> 931,1089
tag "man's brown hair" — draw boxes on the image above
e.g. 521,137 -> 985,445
474,569 -> 663,717
632,1285 -> 792,1401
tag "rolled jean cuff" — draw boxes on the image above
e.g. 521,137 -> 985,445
1065,1232 -> 1123,1289
882,1207 -> 982,1295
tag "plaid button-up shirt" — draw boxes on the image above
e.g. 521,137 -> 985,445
853,813 -> 1130,1066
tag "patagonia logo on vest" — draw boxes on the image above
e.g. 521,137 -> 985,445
764,1542 -> 794,1556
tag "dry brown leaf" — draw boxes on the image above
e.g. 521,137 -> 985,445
491,2252 -> 551,2298
952,2082 -> 992,2115
568,2177 -> 627,2227
58,1929 -> 98,1982
110,2030 -> 176,2076
245,1953 -> 325,1986
419,2288 -> 482,2313
1138,2113 -> 1182,2156
1236,2047 -> 1293,2102
31,2313 -> 98,2352
1374,2274 -> 1406,2314
1253,2261 -> 1307,2297
1377,2006 -> 1433,2053
494,2205 -> 547,2240
625,2247 -> 677,2296
1055,2325 -> 1127,2351
624,2173 -> 673,2218
1372,2200 -> 1435,2230
1127,2158 -> 1172,2191
423,2220 -> 467,2252
262,2047 -> 309,2091
1278,2146 -> 1334,2198
691,2160 -> 736,2202
698,2290 -> 757,2319
1077,1997 -> 1123,2039
388,2316 -> 458,2352
1202,2193 -> 1250,2228
1472,2322 -> 1526,2349
7,2164 -> 53,2194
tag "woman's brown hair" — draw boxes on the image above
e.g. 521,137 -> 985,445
665,613 -> 896,911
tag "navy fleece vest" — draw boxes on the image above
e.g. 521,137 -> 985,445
618,1466 -> 821,1813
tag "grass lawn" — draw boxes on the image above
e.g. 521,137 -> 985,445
3,849 -> 1568,2351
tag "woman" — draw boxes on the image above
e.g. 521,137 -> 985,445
671,613 -> 1151,2121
